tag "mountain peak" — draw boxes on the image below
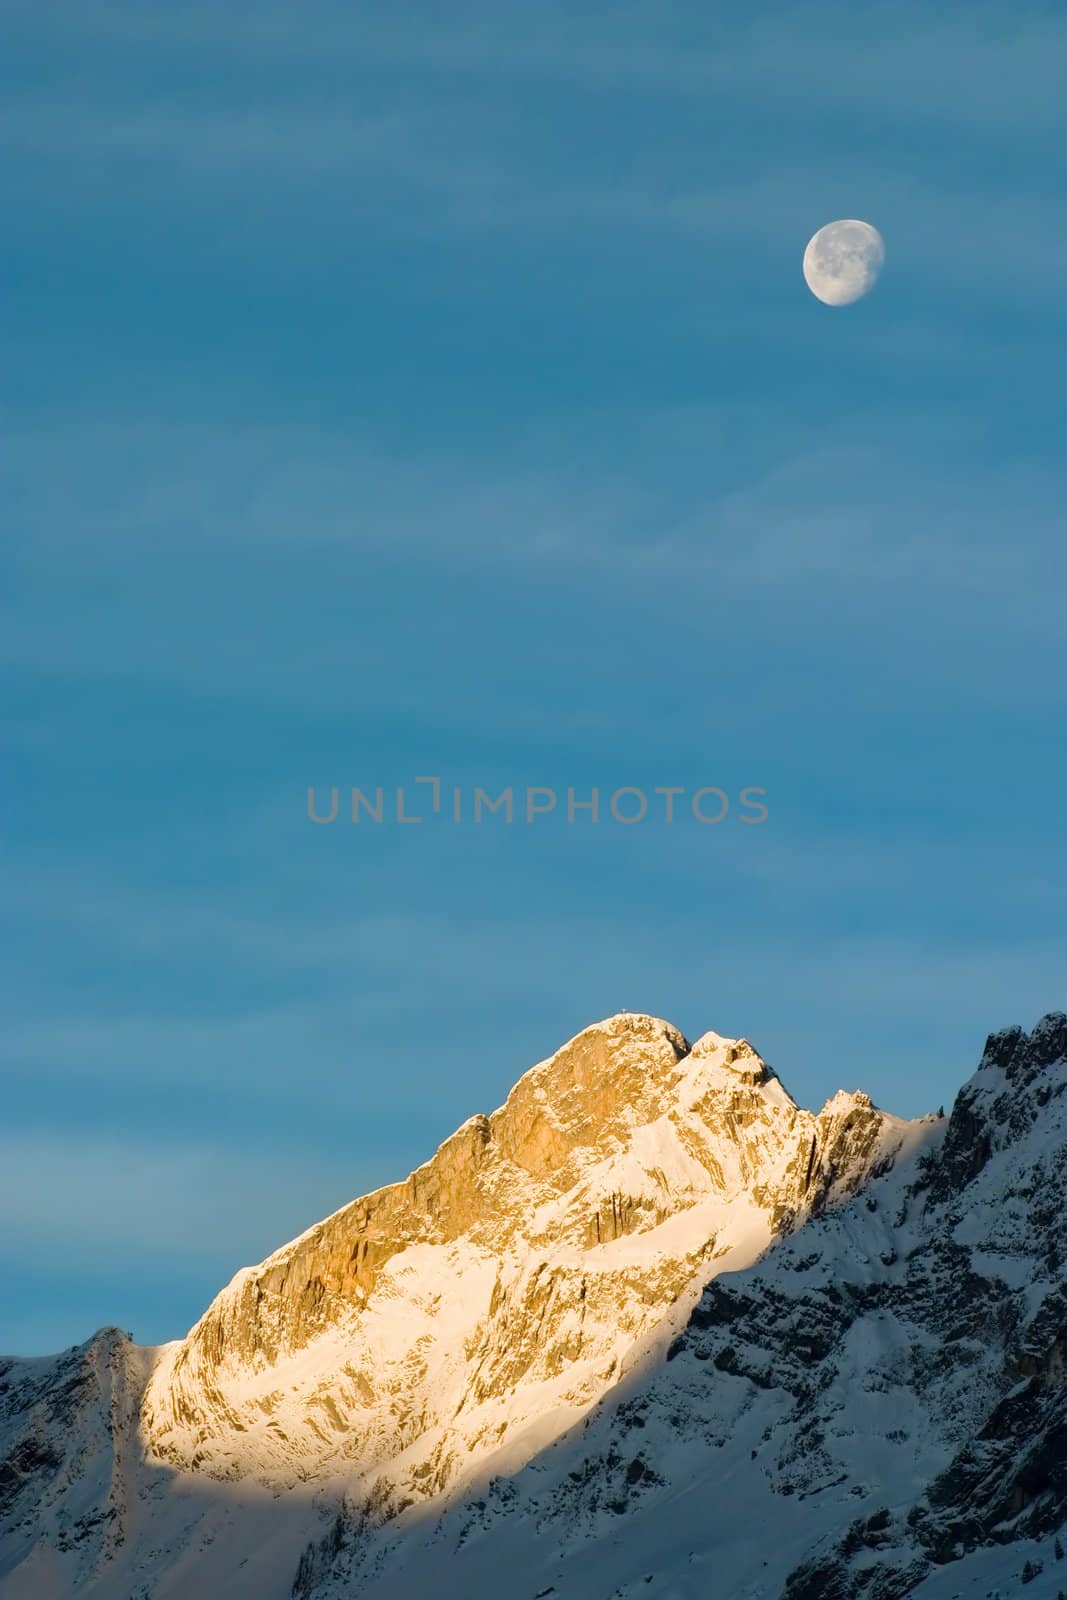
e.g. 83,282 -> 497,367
138,1013 -> 917,1504
5,1014 -> 1063,1600
563,1010 -> 690,1049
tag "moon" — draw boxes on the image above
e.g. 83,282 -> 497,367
803,219 -> 885,307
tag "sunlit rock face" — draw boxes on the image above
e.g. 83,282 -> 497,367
285,1013 -> 1067,1600
141,1013 -> 914,1507
10,1012 -> 1067,1600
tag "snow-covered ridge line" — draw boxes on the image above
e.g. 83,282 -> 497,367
139,1011 -> 915,1503
15,1009 -> 1062,1600
300,1011 -> 1064,1600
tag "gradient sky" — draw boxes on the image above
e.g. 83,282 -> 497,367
3,0 -> 1066,1355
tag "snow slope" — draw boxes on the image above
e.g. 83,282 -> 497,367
294,1013 -> 1067,1600
142,1015 -> 910,1506
2,1010 -> 1065,1600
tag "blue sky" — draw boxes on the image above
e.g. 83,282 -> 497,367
3,0 -> 1066,1354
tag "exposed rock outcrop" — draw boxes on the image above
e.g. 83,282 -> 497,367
143,1013 -> 911,1502
9,1011 -> 1062,1600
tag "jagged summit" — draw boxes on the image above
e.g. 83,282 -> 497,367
981,1009 -> 1067,1081
10,1012 -> 1062,1600
559,1010 -> 689,1047
686,1028 -> 771,1078
138,1012 -> 909,1501
293,1010 -> 1065,1600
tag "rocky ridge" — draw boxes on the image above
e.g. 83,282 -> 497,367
143,1012 -> 911,1505
291,1013 -> 1067,1600
5,1011 -> 1062,1599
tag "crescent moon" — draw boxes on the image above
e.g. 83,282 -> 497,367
803,219 -> 885,307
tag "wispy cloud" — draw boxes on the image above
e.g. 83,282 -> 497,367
3,4 -> 1066,294
9,2 -> 1067,136
3,0 -> 1064,1355
4,422 -> 1064,724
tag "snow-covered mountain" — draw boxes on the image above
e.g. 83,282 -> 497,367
2,1010 -> 1066,1599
